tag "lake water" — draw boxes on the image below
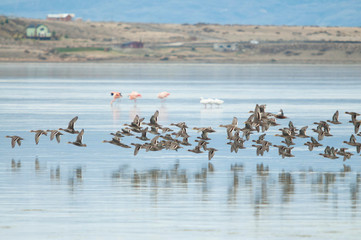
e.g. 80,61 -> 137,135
0,63 -> 361,239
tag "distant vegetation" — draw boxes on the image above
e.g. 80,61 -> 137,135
55,47 -> 109,53
1,16 -> 361,63
0,18 -> 9,25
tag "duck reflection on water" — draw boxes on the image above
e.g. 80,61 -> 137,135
6,157 -> 361,218
109,161 -> 361,212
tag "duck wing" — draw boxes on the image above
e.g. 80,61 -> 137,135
332,111 -> 339,122
34,130 -> 46,144
350,134 -> 356,143
10,136 -> 17,148
354,121 -> 361,134
208,149 -> 215,160
299,126 -> 308,135
231,117 -> 238,126
133,144 -> 141,156
68,116 -> 78,130
34,131 -> 41,144
16,137 -> 22,147
258,133 -> 266,141
141,127 -> 148,138
49,130 -> 56,141
75,129 -> 84,143
150,111 -> 159,125
310,137 -> 317,144
150,135 -> 160,145
55,132 -> 62,143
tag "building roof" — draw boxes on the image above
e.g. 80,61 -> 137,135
47,13 -> 75,18
26,24 -> 49,31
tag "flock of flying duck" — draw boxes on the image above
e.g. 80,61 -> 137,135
5,104 -> 361,161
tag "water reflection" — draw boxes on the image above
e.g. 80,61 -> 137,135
279,171 -> 294,203
3,157 -> 361,223
11,159 -> 21,171
50,165 -> 61,181
108,160 -> 361,215
35,158 -> 40,172
351,173 -> 361,212
111,104 -> 121,124
68,166 -> 84,193
112,162 -> 190,189
200,107 -> 223,119
256,163 -> 269,176
158,105 -> 169,123
228,163 -> 243,205
129,105 -> 141,122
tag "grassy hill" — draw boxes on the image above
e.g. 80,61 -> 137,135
1,16 -> 361,63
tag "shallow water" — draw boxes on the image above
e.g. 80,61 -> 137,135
0,63 -> 361,239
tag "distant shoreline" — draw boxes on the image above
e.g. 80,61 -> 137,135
1,16 -> 361,64
1,59 -> 360,64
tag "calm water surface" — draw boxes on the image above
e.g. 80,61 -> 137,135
0,63 -> 361,239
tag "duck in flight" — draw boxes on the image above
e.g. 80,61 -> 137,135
5,135 -> 24,148
30,130 -> 47,145
47,130 -> 63,143
67,129 -> 87,147
327,110 -> 341,125
59,116 -> 79,134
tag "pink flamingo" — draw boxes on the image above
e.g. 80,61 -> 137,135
110,91 -> 122,105
157,91 -> 170,101
128,91 -> 142,103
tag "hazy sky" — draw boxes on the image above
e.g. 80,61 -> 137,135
1,0 -> 360,26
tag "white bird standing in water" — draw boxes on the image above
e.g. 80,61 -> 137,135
200,97 -> 224,108
200,97 -> 213,108
213,98 -> 224,107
